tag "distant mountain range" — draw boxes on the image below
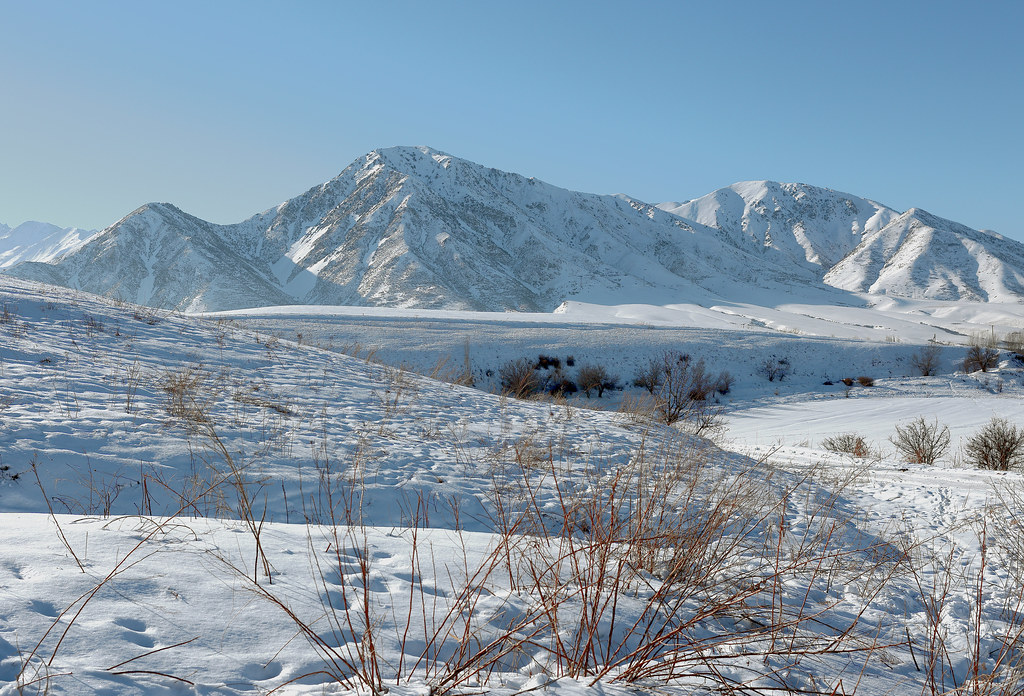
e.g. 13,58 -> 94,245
5,146 -> 1024,311
0,221 -> 97,269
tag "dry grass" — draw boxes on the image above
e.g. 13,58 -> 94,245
221,418 -> 920,694
161,363 -> 217,427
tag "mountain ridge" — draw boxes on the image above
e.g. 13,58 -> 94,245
5,146 -> 1023,310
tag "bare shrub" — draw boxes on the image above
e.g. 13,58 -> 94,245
684,359 -> 716,401
761,356 -> 790,382
124,360 -> 142,414
631,360 -> 663,394
963,344 -> 999,373
714,370 -> 734,395
965,417 -> 1024,471
617,393 -> 658,424
653,352 -> 725,433
908,516 -> 1024,695
911,343 -> 942,376
546,372 -> 577,397
577,363 -> 616,398
494,436 -> 905,687
822,433 -> 871,458
534,354 -> 561,370
890,417 -> 950,465
857,375 -> 875,387
499,358 -> 542,398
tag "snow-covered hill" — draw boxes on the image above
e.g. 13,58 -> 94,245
6,147 -> 1024,310
0,220 -> 96,268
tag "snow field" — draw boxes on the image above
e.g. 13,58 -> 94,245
2,276 -> 1024,694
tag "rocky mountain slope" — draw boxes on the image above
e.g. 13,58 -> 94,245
6,147 -> 1024,310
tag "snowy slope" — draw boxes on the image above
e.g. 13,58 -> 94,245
4,276 -> 1024,695
658,180 -> 898,271
825,208 -> 1024,301
0,221 -> 97,268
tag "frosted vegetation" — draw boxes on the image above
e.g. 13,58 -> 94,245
3,275 -> 1024,695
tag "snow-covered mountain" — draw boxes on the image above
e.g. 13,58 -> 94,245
824,208 -> 1024,302
6,147 -> 1024,310
657,181 -> 898,272
0,220 -> 97,268
5,148 -> 829,311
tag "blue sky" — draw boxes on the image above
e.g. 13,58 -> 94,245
2,0 -> 1022,239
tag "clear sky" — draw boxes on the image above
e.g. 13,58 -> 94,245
2,0 -> 1022,239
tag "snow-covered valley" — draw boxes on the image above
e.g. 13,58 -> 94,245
3,275 -> 1024,695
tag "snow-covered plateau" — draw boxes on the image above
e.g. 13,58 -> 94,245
3,273 -> 1024,695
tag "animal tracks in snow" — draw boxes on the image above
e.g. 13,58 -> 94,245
113,616 -> 156,648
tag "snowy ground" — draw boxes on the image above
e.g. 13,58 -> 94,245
2,276 -> 1024,695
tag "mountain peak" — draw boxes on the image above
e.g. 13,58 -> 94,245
370,145 -> 455,172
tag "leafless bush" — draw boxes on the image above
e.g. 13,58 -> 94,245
498,358 -> 542,399
83,314 -> 104,336
714,370 -> 734,394
907,516 -> 1024,696
534,354 -> 561,370
963,344 -> 999,373
965,417 -> 1024,471
911,343 -> 942,376
822,433 -> 871,458
890,416 -> 950,465
494,436 -> 905,687
544,370 -> 577,397
617,393 -> 658,424
577,363 -> 617,398
652,352 -> 726,432
761,356 -> 790,382
632,360 -> 663,394
857,375 -> 875,387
